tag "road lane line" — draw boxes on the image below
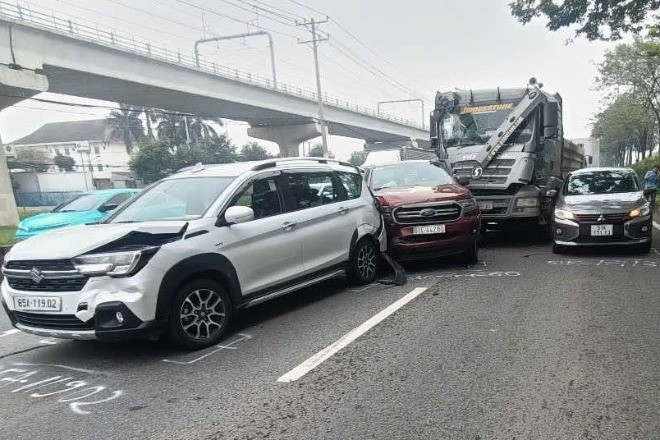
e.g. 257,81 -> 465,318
653,221 -> 660,231
0,329 -> 21,338
277,287 -> 428,383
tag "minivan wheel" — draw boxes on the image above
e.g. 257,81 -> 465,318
169,279 -> 233,350
461,240 -> 479,265
349,238 -> 378,285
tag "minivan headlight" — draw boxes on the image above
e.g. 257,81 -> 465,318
73,247 -> 158,277
629,202 -> 651,218
554,208 -> 575,221
460,197 -> 478,211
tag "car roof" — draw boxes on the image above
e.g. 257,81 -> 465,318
82,188 -> 139,195
570,167 -> 635,175
165,158 -> 359,180
364,160 -> 435,169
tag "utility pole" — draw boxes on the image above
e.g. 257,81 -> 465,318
297,17 -> 329,156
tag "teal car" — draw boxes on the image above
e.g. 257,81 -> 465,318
15,189 -> 140,240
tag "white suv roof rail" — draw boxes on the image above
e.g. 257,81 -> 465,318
250,157 -> 356,171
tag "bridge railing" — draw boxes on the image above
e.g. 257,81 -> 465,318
0,1 -> 424,130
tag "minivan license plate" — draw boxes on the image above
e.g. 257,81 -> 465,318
590,225 -> 613,236
412,224 -> 446,235
14,296 -> 61,312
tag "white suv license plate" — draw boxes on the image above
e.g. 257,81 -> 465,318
412,224 -> 446,235
14,296 -> 62,312
478,202 -> 493,211
591,225 -> 613,237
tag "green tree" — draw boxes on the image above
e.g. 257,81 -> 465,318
54,154 -> 75,172
509,0 -> 658,40
13,147 -> 51,172
239,142 -> 273,161
174,134 -> 237,167
154,112 -> 222,145
308,144 -> 325,157
348,150 -> 368,166
128,138 -> 176,183
106,106 -> 145,154
597,38 -> 660,129
592,93 -> 655,166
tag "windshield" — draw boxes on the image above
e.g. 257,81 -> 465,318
565,171 -> 640,196
109,177 -> 233,223
370,162 -> 454,191
53,193 -> 103,212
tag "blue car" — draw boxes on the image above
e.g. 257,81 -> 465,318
15,189 -> 140,240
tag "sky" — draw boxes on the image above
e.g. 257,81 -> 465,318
0,0 -> 614,160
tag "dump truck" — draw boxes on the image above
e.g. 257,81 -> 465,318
429,79 -> 585,231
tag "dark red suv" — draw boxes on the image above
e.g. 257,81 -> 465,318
364,161 -> 481,263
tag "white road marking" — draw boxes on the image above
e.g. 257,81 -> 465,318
12,363 -> 100,375
0,329 -> 21,338
162,333 -> 252,365
278,287 -> 428,383
653,221 -> 660,231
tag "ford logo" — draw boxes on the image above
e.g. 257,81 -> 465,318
420,208 -> 436,217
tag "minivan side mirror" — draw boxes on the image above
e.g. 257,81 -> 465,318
224,206 -> 254,225
456,175 -> 470,186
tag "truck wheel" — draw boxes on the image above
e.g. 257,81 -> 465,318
461,240 -> 479,265
169,278 -> 233,350
348,237 -> 378,285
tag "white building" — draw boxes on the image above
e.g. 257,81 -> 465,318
5,119 -> 136,190
570,137 -> 600,168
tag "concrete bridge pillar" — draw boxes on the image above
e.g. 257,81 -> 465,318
0,66 -> 48,226
248,122 -> 322,157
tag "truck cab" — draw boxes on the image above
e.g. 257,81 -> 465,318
431,82 -> 583,231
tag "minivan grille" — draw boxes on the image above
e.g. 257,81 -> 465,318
4,259 -> 87,292
394,203 -> 462,224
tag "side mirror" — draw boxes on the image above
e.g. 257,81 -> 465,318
543,102 -> 559,139
545,189 -> 558,198
98,203 -> 118,213
224,206 -> 254,225
456,175 -> 470,186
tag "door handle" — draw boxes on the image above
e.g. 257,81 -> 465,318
338,206 -> 349,214
282,221 -> 297,231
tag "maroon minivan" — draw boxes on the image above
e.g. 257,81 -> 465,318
364,161 -> 481,263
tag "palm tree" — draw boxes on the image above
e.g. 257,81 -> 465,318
106,106 -> 145,154
153,111 -> 223,145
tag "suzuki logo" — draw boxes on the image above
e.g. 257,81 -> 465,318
597,215 -> 606,222
29,267 -> 44,284
420,208 -> 436,217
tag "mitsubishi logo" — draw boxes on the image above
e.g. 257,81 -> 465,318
597,215 -> 606,222
29,267 -> 44,284
420,208 -> 436,217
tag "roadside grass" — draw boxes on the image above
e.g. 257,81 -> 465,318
0,226 -> 16,247
0,209 -> 48,246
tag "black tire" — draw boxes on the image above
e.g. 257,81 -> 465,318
168,278 -> 233,351
552,242 -> 564,254
461,240 -> 479,265
638,241 -> 652,254
348,237 -> 378,285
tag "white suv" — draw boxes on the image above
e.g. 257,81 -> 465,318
1,159 -> 384,349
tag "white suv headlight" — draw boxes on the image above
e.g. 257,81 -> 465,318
73,248 -> 157,277
554,208 -> 576,221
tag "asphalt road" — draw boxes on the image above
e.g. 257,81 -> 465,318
1,225 -> 659,440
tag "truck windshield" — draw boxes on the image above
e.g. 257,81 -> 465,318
565,171 -> 640,195
370,162 -> 454,191
443,109 -> 511,147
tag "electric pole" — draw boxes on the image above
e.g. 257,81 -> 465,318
297,17 -> 329,156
